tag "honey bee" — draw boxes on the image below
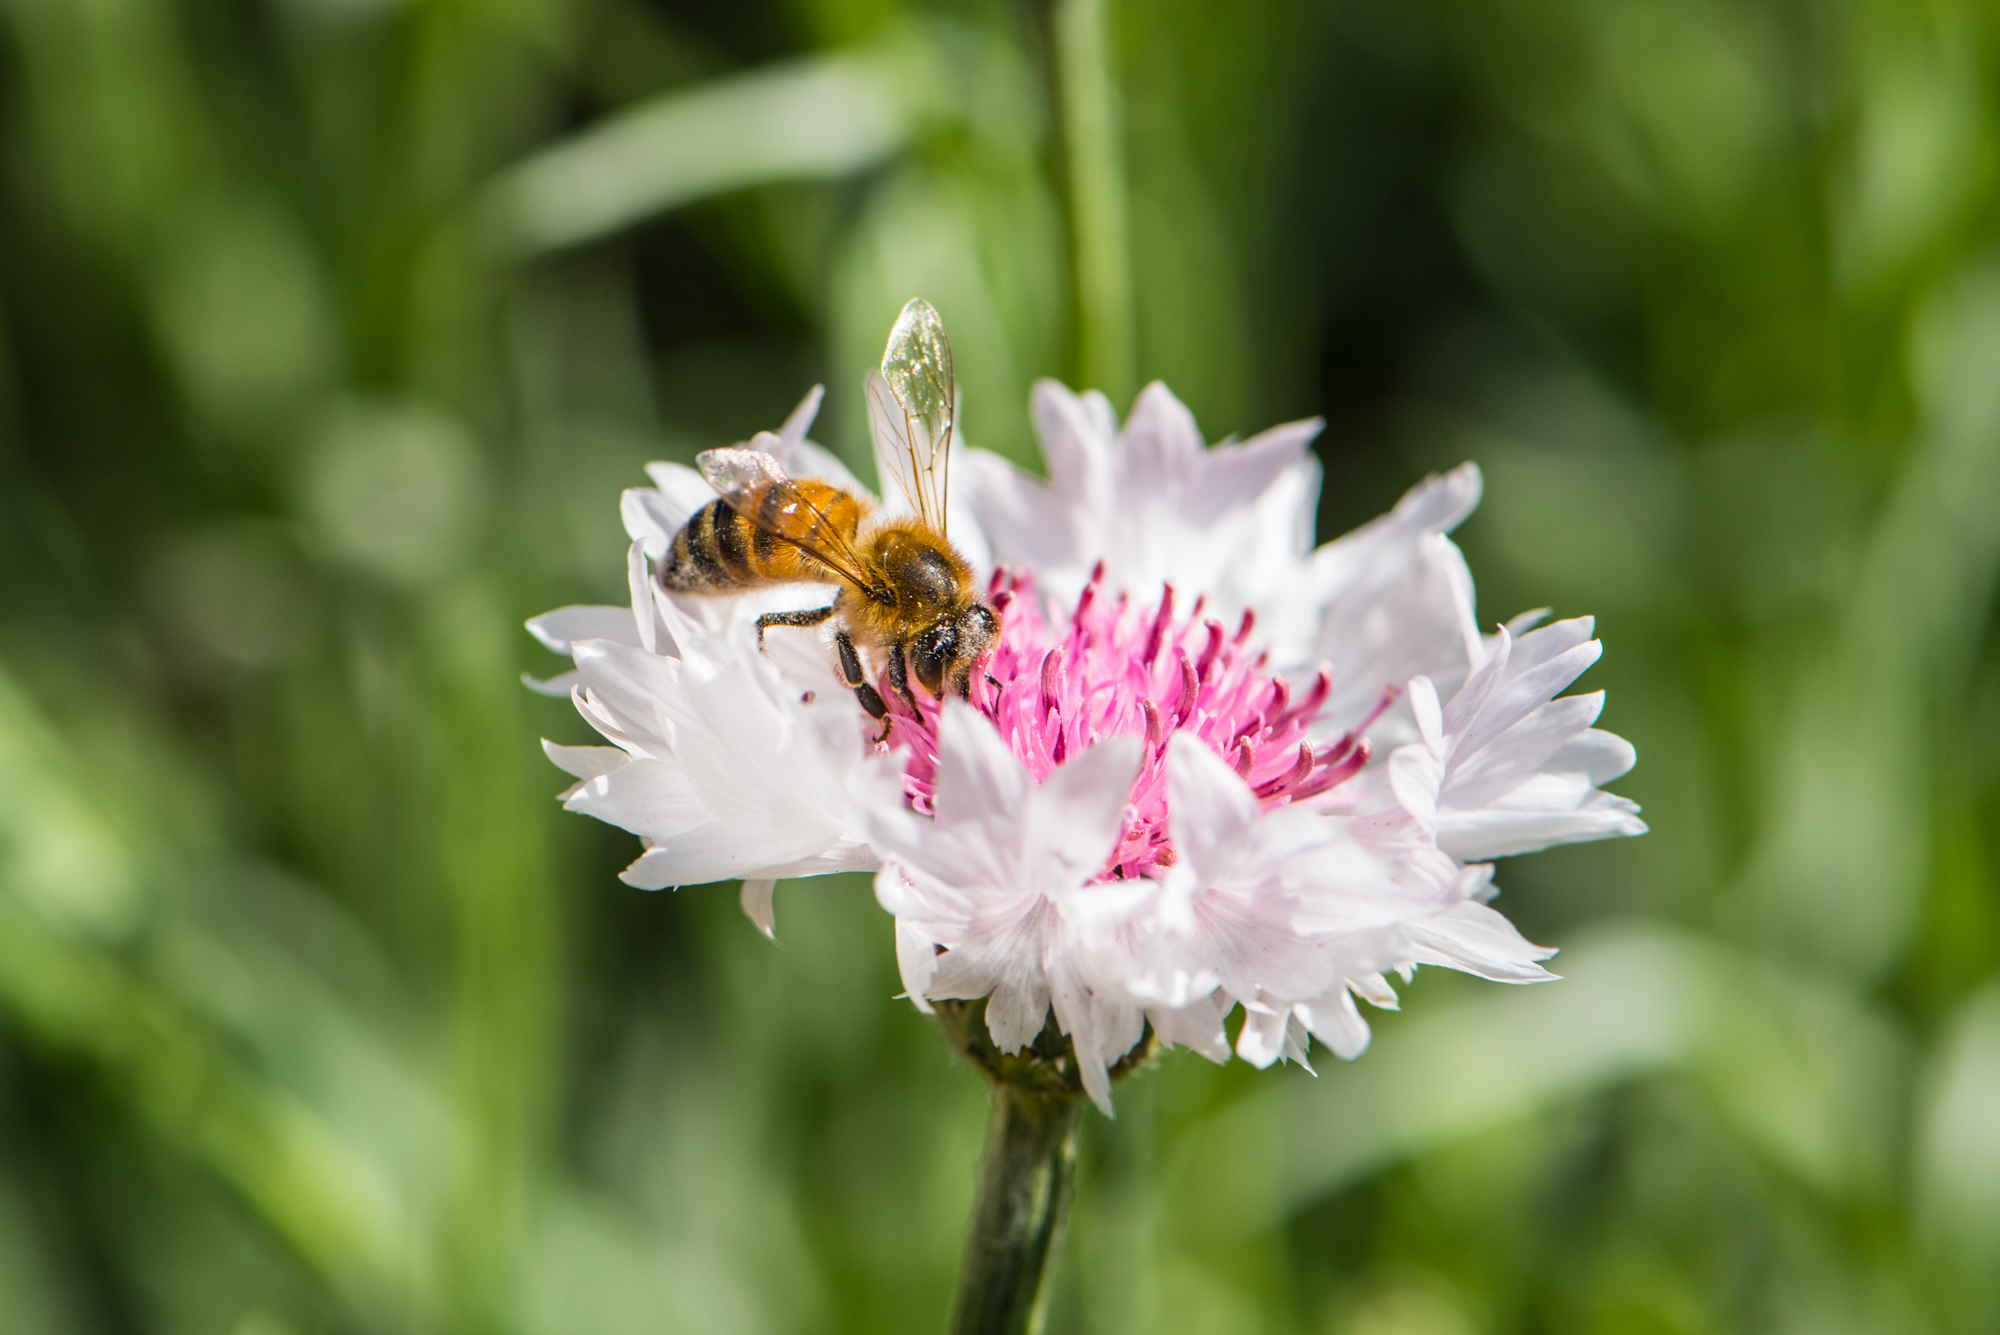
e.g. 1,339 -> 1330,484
659,299 -> 998,728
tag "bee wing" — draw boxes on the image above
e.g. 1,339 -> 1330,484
869,299 -> 955,534
696,447 -> 882,594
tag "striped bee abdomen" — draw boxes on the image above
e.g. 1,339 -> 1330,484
658,482 -> 864,594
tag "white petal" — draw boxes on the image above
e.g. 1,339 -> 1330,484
1399,461 -> 1482,531
1388,742 -> 1442,833
627,541 -> 658,656
1281,1013 -> 1317,1071
564,759 -> 709,837
1508,615 -> 1596,672
776,384 -> 824,450
1349,971 -> 1400,1008
527,605 -> 643,655
932,702 -> 1032,827
1454,639 -> 1602,762
931,948 -> 1006,1000
740,878 -> 777,939
522,669 -> 581,698
1048,965 -> 1142,1115
1444,692 -> 1604,808
872,859 -> 927,915
1405,898 -> 1557,981
787,438 -> 869,494
1302,986 -> 1373,1060
1235,1004 -> 1289,1068
759,842 -> 881,879
622,488 -> 681,561
1126,381 -> 1204,460
1437,787 -> 1648,861
1185,418 -> 1322,525
957,449 -> 1077,574
639,463 -> 718,532
570,638 -> 683,748
986,978 -> 1051,1053
1407,675 -> 1444,751
887,906 -> 940,1014
1548,727 -> 1639,786
1148,993 -> 1233,1063
1031,378 -> 1114,508
1031,735 -> 1145,883
1439,625 -> 1511,746
1304,490 -> 1484,735
615,822 -> 873,890
1165,733 -> 1261,884
541,740 -> 631,782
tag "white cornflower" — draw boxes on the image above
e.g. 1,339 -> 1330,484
530,371 -> 1644,1110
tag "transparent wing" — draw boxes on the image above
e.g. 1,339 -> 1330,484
696,447 -> 880,593
869,298 -> 954,533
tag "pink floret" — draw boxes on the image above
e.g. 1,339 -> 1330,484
879,562 -> 1390,881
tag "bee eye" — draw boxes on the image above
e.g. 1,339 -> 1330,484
958,604 -> 999,654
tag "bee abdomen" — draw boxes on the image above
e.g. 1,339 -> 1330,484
660,498 -> 761,592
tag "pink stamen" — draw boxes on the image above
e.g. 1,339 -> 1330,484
879,573 -> 1377,880
1195,620 -> 1226,682
1171,651 -> 1199,730
1254,742 -> 1315,800
1296,738 -> 1372,799
1272,667 -> 1333,732
1262,678 -> 1291,727
1142,585 -> 1175,668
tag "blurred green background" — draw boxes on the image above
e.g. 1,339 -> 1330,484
4,0 -> 2000,1331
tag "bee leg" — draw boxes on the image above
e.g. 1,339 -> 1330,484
835,629 -> 892,737
755,605 -> 835,650
884,640 -> 920,716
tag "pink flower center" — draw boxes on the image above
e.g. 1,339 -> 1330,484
879,563 -> 1383,880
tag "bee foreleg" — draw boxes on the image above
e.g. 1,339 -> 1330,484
884,640 -> 920,715
755,604 -> 835,649
834,629 -> 892,729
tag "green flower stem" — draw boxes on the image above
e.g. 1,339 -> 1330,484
949,1082 -> 1085,1335
1054,0 -> 1134,406
936,998 -> 1158,1333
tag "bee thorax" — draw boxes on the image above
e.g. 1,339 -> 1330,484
877,538 -> 960,610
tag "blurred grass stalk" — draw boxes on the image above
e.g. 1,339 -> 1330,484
1054,0 -> 1134,406
481,44 -> 923,259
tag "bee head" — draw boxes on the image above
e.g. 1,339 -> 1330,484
912,601 -> 1000,699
